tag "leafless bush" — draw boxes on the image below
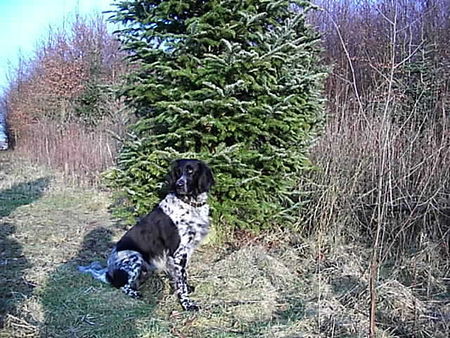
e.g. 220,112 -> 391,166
303,0 -> 449,254
304,1 -> 449,334
18,118 -> 123,185
4,14 -> 129,183
303,107 -> 449,249
307,0 -> 449,330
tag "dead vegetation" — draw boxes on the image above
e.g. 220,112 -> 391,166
3,14 -> 128,185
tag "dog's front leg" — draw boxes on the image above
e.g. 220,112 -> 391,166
168,251 -> 199,311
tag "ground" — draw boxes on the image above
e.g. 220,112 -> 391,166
0,152 -> 448,337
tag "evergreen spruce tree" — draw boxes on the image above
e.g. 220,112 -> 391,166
108,0 -> 325,232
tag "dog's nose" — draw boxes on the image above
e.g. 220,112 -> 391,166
176,179 -> 185,187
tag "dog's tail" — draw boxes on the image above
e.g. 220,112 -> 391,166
78,261 -> 109,283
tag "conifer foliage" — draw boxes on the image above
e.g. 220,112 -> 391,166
109,0 -> 325,231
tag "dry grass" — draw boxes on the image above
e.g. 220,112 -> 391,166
303,109 -> 450,244
296,104 -> 450,336
13,118 -> 125,186
1,152 -> 448,337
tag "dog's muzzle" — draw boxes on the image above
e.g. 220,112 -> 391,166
176,176 -> 188,195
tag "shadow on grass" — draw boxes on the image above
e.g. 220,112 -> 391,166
0,177 -> 50,217
41,227 -> 168,338
0,224 -> 34,330
0,177 -> 50,329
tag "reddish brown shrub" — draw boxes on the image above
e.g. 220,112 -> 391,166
4,14 -> 129,183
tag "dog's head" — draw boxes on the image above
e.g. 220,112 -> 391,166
168,159 -> 214,197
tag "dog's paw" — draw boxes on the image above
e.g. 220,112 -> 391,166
182,300 -> 200,312
121,286 -> 141,299
186,303 -> 200,311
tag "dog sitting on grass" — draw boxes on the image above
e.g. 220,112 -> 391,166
79,159 -> 214,311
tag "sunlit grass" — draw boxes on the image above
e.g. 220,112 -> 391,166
1,152 -> 448,337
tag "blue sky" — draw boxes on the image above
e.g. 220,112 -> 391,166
0,0 -> 116,94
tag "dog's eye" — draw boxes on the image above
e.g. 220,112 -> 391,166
187,168 -> 193,174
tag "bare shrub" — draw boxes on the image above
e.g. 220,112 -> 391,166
18,119 -> 122,185
304,1 -> 449,334
303,108 -> 449,252
4,14 -> 129,183
303,0 -> 450,256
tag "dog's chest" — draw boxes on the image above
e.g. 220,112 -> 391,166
159,194 -> 210,246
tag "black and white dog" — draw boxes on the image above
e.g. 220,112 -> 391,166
79,159 -> 214,311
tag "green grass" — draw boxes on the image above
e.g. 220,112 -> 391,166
40,268 -> 168,337
1,152 -> 448,337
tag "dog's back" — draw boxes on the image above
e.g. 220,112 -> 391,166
115,207 -> 181,260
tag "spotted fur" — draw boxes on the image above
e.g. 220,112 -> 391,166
78,159 -> 214,311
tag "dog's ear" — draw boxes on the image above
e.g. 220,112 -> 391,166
197,161 -> 214,193
168,160 -> 181,191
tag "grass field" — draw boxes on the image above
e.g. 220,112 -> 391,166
1,152 -> 448,337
